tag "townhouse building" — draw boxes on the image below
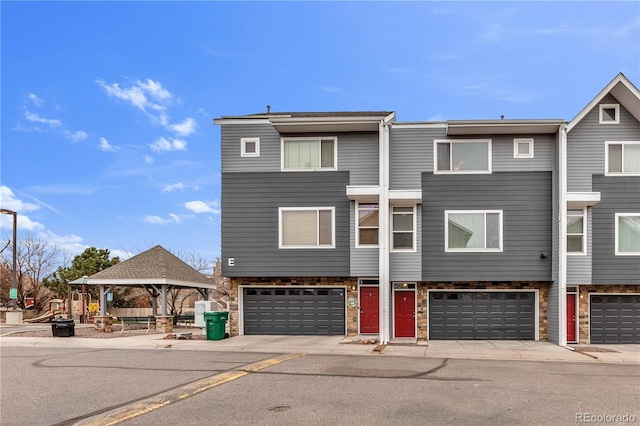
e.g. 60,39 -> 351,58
214,73 -> 640,345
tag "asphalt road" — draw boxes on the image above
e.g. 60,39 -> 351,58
1,347 -> 638,426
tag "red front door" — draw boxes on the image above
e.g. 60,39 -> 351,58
394,291 -> 415,338
566,294 -> 577,342
359,287 -> 379,334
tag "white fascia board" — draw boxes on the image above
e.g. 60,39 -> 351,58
389,189 -> 422,204
390,122 -> 447,129
87,278 -> 217,289
346,185 -> 380,202
447,120 -> 564,135
566,192 -> 601,209
212,118 -> 271,125
567,73 -> 640,132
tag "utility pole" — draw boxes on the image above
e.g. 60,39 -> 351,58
0,209 -> 18,310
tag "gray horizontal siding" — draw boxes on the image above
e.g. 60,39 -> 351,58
350,201 -> 378,276
390,126 -> 445,190
492,134 -> 555,172
337,132 -> 379,185
567,208 -> 592,285
221,123 -> 378,184
422,171 -> 553,281
592,175 -> 640,284
222,171 -> 350,277
221,123 -> 281,173
567,94 -> 640,192
390,205 -> 422,281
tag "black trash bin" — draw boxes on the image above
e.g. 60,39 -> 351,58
51,318 -> 75,337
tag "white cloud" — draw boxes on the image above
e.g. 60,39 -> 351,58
162,182 -> 185,193
99,137 -> 116,152
0,186 -> 45,231
168,117 -> 197,136
143,214 -> 183,225
66,130 -> 88,141
97,78 -> 195,137
150,137 -> 187,153
184,200 -> 220,214
0,186 -> 40,212
40,230 -> 85,254
27,93 -> 43,108
144,155 -> 154,164
25,111 -> 61,127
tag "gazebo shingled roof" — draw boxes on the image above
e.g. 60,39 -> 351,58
82,245 -> 215,317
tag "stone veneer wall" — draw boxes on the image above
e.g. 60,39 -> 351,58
227,277 -> 359,337
418,282 -> 551,342
576,285 -> 640,344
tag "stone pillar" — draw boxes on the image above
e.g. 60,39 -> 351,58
94,315 -> 114,333
155,316 -> 173,333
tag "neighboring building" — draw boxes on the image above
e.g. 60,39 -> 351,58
214,73 -> 640,345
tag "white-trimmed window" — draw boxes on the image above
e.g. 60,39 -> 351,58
279,207 -> 335,248
615,213 -> 640,255
599,104 -> 620,124
241,137 -> 260,157
282,137 -> 337,171
514,138 -> 534,158
357,203 -> 379,247
606,141 -> 640,175
567,209 -> 586,254
392,206 -> 415,251
435,139 -> 491,173
446,210 -> 503,252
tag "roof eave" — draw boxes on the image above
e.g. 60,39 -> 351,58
446,119 -> 565,136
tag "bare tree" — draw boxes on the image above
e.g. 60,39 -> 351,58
0,233 -> 62,313
167,249 -> 215,315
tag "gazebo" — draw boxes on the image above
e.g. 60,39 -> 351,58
79,245 -> 217,332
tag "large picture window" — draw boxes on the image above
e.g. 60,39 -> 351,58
279,207 -> 335,248
567,209 -> 586,254
392,206 -> 415,251
435,139 -> 491,173
446,210 -> 503,252
615,213 -> 640,255
282,137 -> 336,171
357,203 -> 379,246
606,142 -> 640,176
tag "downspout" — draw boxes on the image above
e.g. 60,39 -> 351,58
378,116 -> 392,344
559,123 -> 569,348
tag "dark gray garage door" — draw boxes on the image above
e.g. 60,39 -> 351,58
243,287 -> 345,335
590,295 -> 640,344
429,292 -> 536,340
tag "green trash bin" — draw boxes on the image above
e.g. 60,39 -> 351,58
204,311 -> 229,341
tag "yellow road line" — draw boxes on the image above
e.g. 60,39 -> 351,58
82,353 -> 305,426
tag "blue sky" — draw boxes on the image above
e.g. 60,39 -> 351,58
1,1 -> 638,267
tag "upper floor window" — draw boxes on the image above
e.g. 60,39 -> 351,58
357,203 -> 379,247
567,209 -> 586,255
446,210 -> 503,252
279,207 -> 335,249
599,104 -> 620,124
606,141 -> 640,176
392,206 -> 415,251
282,137 -> 336,171
241,137 -> 260,157
615,213 -> 640,255
435,139 -> 491,173
514,138 -> 534,158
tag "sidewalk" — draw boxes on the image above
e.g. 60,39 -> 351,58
1,327 -> 639,364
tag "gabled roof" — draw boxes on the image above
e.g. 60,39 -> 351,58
567,73 -> 640,132
85,245 -> 215,288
